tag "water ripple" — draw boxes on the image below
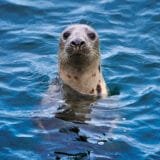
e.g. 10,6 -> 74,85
0,0 -> 160,159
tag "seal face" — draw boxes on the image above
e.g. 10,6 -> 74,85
59,24 -> 99,68
59,24 -> 108,97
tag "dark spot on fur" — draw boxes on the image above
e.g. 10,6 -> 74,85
67,74 -> 71,78
96,84 -> 101,94
99,80 -> 101,83
98,65 -> 100,72
74,76 -> 78,80
90,88 -> 94,94
92,73 -> 96,77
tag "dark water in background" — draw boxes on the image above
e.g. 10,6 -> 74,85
0,0 -> 160,159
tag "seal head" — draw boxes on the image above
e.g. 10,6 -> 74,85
59,24 -> 99,68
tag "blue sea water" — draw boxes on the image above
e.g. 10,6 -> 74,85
0,0 -> 160,159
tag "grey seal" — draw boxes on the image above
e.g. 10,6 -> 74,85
59,24 -> 108,97
42,24 -> 108,105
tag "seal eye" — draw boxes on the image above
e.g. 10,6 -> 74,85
88,32 -> 96,40
63,31 -> 70,40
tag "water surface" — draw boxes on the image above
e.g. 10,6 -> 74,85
0,0 -> 160,159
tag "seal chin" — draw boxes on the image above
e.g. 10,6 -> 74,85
67,53 -> 90,66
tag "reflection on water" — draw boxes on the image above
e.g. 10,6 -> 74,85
55,99 -> 94,123
36,95 -> 121,159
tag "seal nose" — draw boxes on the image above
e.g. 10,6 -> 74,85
70,38 -> 85,47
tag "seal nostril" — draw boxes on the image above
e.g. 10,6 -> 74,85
70,39 -> 85,47
80,41 -> 85,46
71,41 -> 76,46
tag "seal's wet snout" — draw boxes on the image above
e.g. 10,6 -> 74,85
69,38 -> 86,54
70,38 -> 86,48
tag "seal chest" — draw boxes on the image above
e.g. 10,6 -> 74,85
59,24 -> 108,97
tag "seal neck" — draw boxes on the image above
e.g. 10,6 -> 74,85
59,59 -> 102,95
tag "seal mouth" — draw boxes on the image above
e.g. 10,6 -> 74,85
65,45 -> 90,56
63,44 -> 92,66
